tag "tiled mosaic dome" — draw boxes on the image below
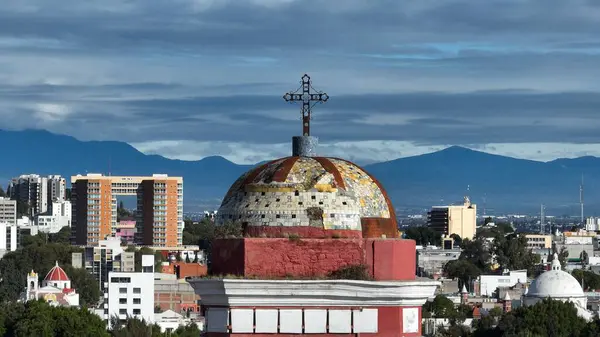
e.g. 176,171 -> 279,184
217,156 -> 398,238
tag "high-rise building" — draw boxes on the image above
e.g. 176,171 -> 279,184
428,197 -> 477,240
8,174 -> 49,216
0,197 -> 17,226
71,174 -> 183,246
47,175 -> 67,204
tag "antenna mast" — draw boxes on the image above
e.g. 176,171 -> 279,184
580,174 -> 584,225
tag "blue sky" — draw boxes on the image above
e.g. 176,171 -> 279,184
3,0 -> 600,164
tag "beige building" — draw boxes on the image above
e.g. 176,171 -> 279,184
525,234 -> 552,249
428,197 -> 477,240
71,174 -> 183,247
0,197 -> 17,225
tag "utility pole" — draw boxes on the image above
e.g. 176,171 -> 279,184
580,174 -> 584,225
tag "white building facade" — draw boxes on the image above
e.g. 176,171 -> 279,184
0,222 -> 17,257
478,270 -> 527,297
0,197 -> 16,225
35,200 -> 72,233
105,255 -> 155,327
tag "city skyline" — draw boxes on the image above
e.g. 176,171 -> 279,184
2,1 -> 600,164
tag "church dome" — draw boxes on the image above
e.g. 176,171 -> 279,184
44,262 -> 70,282
527,256 -> 584,299
217,156 -> 397,238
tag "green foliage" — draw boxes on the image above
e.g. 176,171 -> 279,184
404,226 -> 442,246
1,300 -> 109,337
444,259 -> 481,292
449,234 -> 463,247
473,298 -> 591,337
0,242 -> 83,303
64,265 -> 101,307
109,316 -> 201,337
423,295 -> 455,318
572,269 -> 600,291
548,243 -> 569,269
327,264 -> 372,280
491,233 -> 540,276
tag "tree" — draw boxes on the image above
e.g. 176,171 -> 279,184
444,259 -> 481,292
64,266 -> 100,307
423,295 -> 455,318
474,298 -> 590,337
4,300 -> 109,336
0,243 -> 82,302
572,269 -> 600,291
109,316 -> 164,337
449,234 -> 462,247
459,238 -> 491,272
581,250 -> 589,269
403,226 -> 442,246
491,233 -> 539,276
49,226 -> 72,245
173,323 -> 202,337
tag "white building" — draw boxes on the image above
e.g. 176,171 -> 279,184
35,200 -> 72,233
586,217 -> 600,232
0,197 -> 16,225
20,262 -> 80,307
0,222 -> 17,258
524,253 -> 593,320
478,269 -> 527,297
105,255 -> 155,327
155,310 -> 204,333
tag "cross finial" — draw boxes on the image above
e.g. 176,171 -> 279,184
283,74 -> 329,136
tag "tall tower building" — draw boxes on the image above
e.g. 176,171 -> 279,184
71,174 -> 183,246
428,197 -> 477,240
47,175 -> 67,204
8,174 -> 49,216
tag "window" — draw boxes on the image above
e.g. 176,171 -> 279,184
119,298 -> 127,304
133,288 -> 141,294
133,298 -> 141,304
133,309 -> 141,315
119,288 -> 127,294
119,309 -> 127,315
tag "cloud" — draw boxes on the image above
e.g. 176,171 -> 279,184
2,1 -> 600,162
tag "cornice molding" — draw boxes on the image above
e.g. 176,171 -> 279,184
187,278 -> 440,307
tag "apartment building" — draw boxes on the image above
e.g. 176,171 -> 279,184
71,237 -> 136,292
0,197 -> 17,225
71,174 -> 183,246
7,174 -> 66,216
35,200 -> 72,233
0,222 -> 17,258
105,255 -> 155,327
524,234 -> 552,249
428,197 -> 477,240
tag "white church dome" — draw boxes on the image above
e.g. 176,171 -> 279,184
527,254 -> 584,299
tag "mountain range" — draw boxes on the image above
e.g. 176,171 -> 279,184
1,129 -> 598,215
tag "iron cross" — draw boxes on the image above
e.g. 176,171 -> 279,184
282,74 -> 329,136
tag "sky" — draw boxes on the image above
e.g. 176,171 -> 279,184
3,0 -> 600,164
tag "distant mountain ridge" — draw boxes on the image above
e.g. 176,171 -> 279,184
1,129 -> 598,214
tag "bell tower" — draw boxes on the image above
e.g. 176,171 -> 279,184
27,270 -> 38,300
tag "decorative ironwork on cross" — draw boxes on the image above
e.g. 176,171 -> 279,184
282,74 -> 329,136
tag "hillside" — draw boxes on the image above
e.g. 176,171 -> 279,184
1,129 -> 597,214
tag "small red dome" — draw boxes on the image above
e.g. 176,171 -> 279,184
44,262 -> 70,281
